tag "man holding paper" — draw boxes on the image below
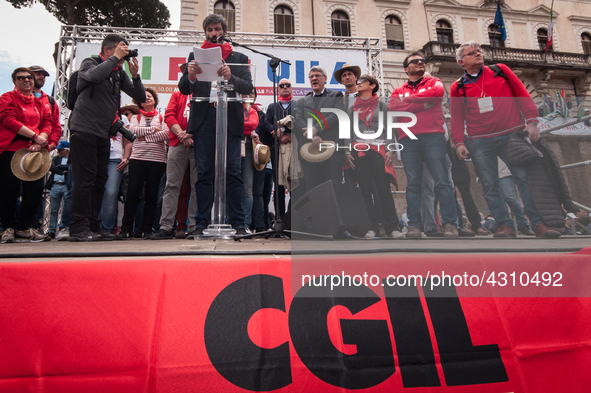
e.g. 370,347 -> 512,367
178,14 -> 254,236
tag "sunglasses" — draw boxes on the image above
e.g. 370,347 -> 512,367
408,59 -> 425,65
16,75 -> 34,81
279,83 -> 291,88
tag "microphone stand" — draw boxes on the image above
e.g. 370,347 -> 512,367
229,39 -> 332,241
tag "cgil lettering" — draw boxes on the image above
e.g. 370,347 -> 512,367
204,274 -> 508,391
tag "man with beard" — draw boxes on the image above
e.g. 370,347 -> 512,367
30,66 -> 61,151
389,52 -> 459,238
178,14 -> 253,236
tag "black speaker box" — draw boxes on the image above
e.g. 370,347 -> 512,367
292,180 -> 370,238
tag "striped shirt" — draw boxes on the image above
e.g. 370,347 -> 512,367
129,113 -> 169,163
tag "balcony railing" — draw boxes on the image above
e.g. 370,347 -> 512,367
422,41 -> 591,70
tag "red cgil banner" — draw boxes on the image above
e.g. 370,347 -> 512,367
0,252 -> 590,392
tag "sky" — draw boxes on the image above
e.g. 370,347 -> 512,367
0,0 -> 180,94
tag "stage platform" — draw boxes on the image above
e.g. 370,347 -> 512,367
1,234 -> 590,260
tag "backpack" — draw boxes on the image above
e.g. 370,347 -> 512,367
66,68 -> 95,110
47,95 -> 55,112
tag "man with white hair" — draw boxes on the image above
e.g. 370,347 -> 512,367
293,66 -> 344,193
450,41 -> 560,238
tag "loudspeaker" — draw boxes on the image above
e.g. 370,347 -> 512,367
292,180 -> 370,238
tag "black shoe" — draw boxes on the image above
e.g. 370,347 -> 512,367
186,228 -> 204,239
68,231 -> 101,242
99,232 -> 118,241
255,227 -> 268,233
118,231 -> 132,240
425,228 -> 444,237
458,227 -> 476,237
519,225 -> 535,236
48,232 -> 56,239
150,229 -> 174,240
235,228 -> 250,236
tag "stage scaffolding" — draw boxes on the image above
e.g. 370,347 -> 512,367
55,25 -> 384,130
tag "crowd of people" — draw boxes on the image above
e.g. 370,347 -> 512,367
0,14 -> 583,243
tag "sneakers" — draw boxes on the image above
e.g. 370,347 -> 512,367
151,228 -> 174,240
1,228 -> 15,243
364,230 -> 377,239
389,230 -> 404,238
68,231 -> 102,242
474,227 -> 490,236
56,227 -> 70,241
493,225 -> 516,238
425,228 -> 444,237
405,226 -> 422,238
535,223 -> 561,239
458,227 -> 476,237
443,223 -> 459,238
186,228 -> 204,239
519,225 -> 535,236
175,228 -> 186,239
16,228 -> 50,242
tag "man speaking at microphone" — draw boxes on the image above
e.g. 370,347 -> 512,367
179,14 -> 253,236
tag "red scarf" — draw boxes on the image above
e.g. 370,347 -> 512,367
99,53 -> 121,72
352,95 -> 379,128
201,41 -> 232,60
141,109 -> 159,118
14,87 -> 34,104
278,94 -> 293,102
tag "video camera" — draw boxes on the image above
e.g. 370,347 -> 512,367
123,49 -> 139,61
109,119 -> 137,142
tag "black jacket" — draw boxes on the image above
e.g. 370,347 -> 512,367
178,50 -> 253,137
293,88 -> 344,144
506,131 -> 575,227
46,155 -> 72,190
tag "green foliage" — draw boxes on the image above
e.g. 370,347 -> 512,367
5,0 -> 170,28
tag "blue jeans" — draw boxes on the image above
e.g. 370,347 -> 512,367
49,183 -> 72,233
499,175 -> 529,228
99,159 -> 124,233
401,133 -> 457,228
241,138 -> 265,229
468,132 -> 541,228
194,107 -> 245,229
421,153 -> 455,231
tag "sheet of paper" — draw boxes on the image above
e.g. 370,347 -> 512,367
193,46 -> 224,82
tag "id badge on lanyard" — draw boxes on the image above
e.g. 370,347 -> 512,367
478,96 -> 493,114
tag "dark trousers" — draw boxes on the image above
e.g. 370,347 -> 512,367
0,150 -> 44,230
122,159 -> 167,235
455,179 -> 482,229
300,152 -> 343,193
355,150 -> 399,234
70,131 -> 110,234
270,148 -> 286,218
193,107 -> 245,229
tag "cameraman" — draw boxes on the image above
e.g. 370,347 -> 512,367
69,34 -> 146,242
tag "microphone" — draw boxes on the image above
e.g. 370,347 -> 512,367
212,35 -> 232,43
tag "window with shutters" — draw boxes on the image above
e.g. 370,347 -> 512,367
274,6 -> 294,35
331,11 -> 350,37
214,1 -> 235,32
537,28 -> 551,51
488,24 -> 505,48
582,33 -> 591,54
385,15 -> 404,49
436,20 -> 453,43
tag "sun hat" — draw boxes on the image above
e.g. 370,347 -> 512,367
300,140 -> 335,163
253,143 -> 270,171
333,63 -> 362,84
10,148 -> 51,181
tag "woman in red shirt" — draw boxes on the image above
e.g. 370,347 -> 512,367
0,67 -> 52,243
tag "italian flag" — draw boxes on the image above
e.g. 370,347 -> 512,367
546,0 -> 554,52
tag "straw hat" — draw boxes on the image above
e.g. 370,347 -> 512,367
11,148 -> 51,181
300,141 -> 335,163
333,63 -> 362,84
121,104 -> 141,115
253,143 -> 270,171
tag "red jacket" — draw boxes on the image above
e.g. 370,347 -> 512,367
164,90 -> 191,147
0,89 -> 51,154
243,106 -> 259,136
37,91 -> 62,147
450,64 -> 539,147
388,76 -> 445,140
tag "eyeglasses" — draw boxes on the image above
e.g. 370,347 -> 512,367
408,59 -> 425,65
279,83 -> 291,88
16,75 -> 34,81
464,49 -> 483,57
357,78 -> 368,84
309,74 -> 324,79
